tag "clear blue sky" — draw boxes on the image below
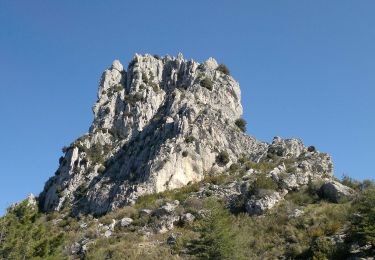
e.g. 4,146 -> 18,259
1,1 -> 374,215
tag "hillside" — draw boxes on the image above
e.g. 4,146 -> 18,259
1,54 -> 374,259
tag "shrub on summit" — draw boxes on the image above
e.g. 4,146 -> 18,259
216,64 -> 230,75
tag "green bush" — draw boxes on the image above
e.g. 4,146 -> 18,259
187,199 -> 238,259
235,118 -> 247,132
184,135 -> 196,144
113,84 -> 124,92
200,78 -> 213,91
341,174 -> 362,191
249,175 -> 278,195
128,59 -> 137,68
62,146 -> 69,153
153,54 -> 161,60
58,156 -> 64,164
125,93 -> 143,104
216,64 -> 230,75
98,165 -> 106,174
182,151 -> 188,157
229,163 -> 240,172
307,145 -> 316,152
86,143 -> 110,165
309,237 -> 347,259
216,151 -> 230,165
0,201 -> 65,259
142,72 -> 148,83
244,160 -> 277,173
150,82 -> 160,92
349,188 -> 375,245
74,184 -> 88,199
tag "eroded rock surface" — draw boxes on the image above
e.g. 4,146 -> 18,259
39,53 -> 336,216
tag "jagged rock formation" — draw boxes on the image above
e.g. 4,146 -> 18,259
39,53 -> 334,216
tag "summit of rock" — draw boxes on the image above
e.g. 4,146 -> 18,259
39,53 -> 334,216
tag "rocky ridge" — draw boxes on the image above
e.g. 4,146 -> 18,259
39,53 -> 336,217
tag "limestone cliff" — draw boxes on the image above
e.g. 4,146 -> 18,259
39,54 -> 333,216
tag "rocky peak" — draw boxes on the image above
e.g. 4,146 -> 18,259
90,53 -> 242,140
38,54 -> 333,216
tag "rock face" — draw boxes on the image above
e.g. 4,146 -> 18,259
39,53 -> 334,216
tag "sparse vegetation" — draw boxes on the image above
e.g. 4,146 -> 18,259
249,174 -> 278,195
244,160 -> 277,173
1,160 -> 374,259
125,92 -> 143,104
150,82 -> 160,92
142,72 -> 148,83
128,59 -> 137,68
216,150 -> 230,165
98,165 -> 106,174
307,145 -> 316,152
74,184 -> 88,199
200,78 -> 213,91
113,84 -> 124,92
235,118 -> 247,132
216,64 -> 230,75
184,135 -> 196,144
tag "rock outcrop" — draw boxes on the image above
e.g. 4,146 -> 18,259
39,53 -> 335,216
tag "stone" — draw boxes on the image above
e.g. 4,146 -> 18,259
80,223 -> 88,229
104,230 -> 112,238
154,215 -> 180,234
26,193 -> 37,207
203,57 -> 218,70
197,209 -> 210,219
267,137 -> 305,158
181,213 -> 195,224
120,217 -> 133,227
109,219 -> 116,231
288,208 -> 304,218
246,191 -> 283,215
111,60 -> 123,72
154,202 -> 178,216
319,181 -> 355,203
139,208 -> 152,216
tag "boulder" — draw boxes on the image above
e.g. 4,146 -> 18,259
154,215 -> 180,234
120,217 -> 133,227
139,208 -> 152,216
104,230 -> 112,238
181,213 -> 195,224
319,181 -> 355,203
246,191 -> 283,215
154,201 -> 178,216
288,208 -> 304,219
